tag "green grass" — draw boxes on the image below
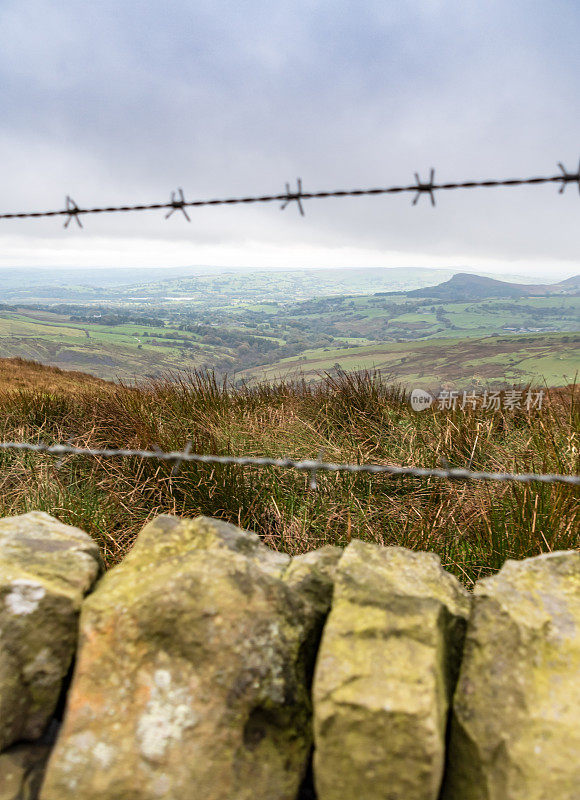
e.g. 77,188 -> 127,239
0,363 -> 577,587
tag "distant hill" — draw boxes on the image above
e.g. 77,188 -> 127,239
0,266 -> 536,303
407,272 -> 579,301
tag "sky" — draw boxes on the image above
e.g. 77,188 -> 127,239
1,0 -> 579,279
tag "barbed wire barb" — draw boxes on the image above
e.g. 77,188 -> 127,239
165,188 -> 191,221
412,169 -> 436,206
171,441 -> 192,476
557,159 -> 580,195
54,438 -> 76,470
309,449 -> 326,490
280,178 -> 305,216
64,196 -> 83,228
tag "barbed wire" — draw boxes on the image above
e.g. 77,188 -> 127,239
1,160 -> 579,225
0,440 -> 577,488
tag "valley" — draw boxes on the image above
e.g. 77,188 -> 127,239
0,269 -> 578,388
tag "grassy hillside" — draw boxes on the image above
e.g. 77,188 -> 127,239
0,357 -> 110,392
243,332 -> 580,389
0,309 -> 206,380
0,361 -> 577,587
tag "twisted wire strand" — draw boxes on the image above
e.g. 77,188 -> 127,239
1,167 -> 578,221
0,441 -> 578,486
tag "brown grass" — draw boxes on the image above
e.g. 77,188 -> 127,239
0,360 -> 577,587
0,357 -> 111,393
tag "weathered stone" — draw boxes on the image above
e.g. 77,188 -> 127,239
0,512 -> 102,750
283,545 -> 343,703
312,541 -> 470,800
441,550 -> 580,800
283,545 -> 342,617
41,516 -> 339,800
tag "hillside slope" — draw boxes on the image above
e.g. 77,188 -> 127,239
0,357 -> 111,392
241,332 -> 580,390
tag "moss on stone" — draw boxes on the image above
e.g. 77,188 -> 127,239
312,540 -> 470,800
441,550 -> 580,800
41,516 -> 337,800
0,512 -> 101,750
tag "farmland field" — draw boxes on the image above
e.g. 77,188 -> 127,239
241,332 -> 580,389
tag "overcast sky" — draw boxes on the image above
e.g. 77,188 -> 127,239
1,0 -> 579,278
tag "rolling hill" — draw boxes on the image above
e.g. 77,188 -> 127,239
407,272 -> 579,301
239,332 -> 580,390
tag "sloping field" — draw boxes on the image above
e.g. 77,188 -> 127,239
1,307 -> 578,387
241,332 -> 580,389
0,312 -> 204,381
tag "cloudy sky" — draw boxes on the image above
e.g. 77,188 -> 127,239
1,0 -> 579,278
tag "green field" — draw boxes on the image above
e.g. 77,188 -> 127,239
0,311 -> 206,379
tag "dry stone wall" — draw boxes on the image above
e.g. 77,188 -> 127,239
0,511 -> 578,800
